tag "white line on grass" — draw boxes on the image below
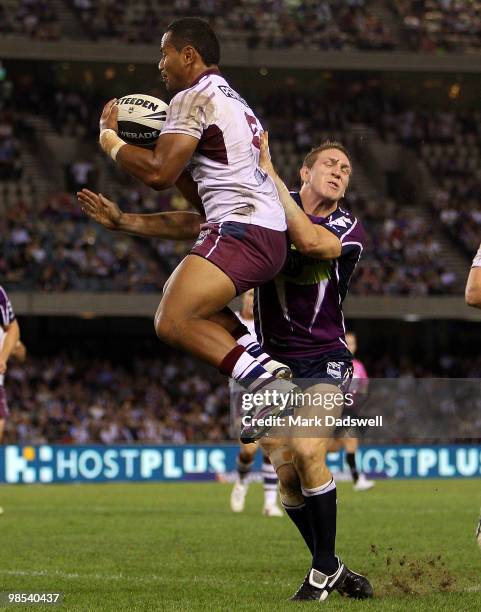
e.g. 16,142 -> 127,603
0,569 -> 270,586
2,569 -> 481,594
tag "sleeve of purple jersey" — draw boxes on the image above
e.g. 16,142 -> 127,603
0,286 -> 15,327
320,215 -> 365,257
340,218 -> 365,256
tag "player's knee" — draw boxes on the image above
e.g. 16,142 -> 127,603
154,307 -> 181,346
278,480 -> 303,508
291,440 -> 326,473
277,462 -> 299,490
239,442 -> 257,462
277,463 -> 302,506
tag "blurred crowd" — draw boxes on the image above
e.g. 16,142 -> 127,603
394,0 -> 481,53
1,0 -> 62,40
0,191 -> 167,291
3,349 -> 480,445
4,0 -> 480,53
69,0 -> 394,50
1,73 -> 476,295
0,110 -> 25,181
3,354 -> 230,444
347,195 -> 458,295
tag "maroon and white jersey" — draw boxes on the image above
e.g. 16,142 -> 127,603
162,69 -> 286,231
0,286 -> 15,387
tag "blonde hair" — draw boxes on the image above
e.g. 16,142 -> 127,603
302,141 -> 351,170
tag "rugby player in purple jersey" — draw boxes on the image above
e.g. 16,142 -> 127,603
252,131 -> 372,600
77,131 -> 372,600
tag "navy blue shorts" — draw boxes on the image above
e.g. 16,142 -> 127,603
279,350 -> 353,392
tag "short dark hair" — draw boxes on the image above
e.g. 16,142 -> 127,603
167,18 -> 220,66
302,141 -> 352,170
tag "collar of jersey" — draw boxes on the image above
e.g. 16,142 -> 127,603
190,68 -> 222,88
289,191 -> 342,223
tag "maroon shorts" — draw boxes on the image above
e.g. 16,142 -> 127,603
190,221 -> 287,294
0,386 -> 9,419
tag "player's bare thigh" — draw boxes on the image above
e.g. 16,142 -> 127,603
0,419 -> 5,443
288,382 -> 344,487
156,255 -> 236,321
154,256 -> 237,363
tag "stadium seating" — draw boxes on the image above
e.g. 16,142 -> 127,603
1,0 -> 62,40
1,71 -> 472,295
4,348 -> 480,444
67,0 -> 395,50
3,353 -> 231,444
394,0 -> 481,53
3,0 -> 481,54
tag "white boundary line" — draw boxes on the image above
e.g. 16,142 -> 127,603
1,569 -> 481,593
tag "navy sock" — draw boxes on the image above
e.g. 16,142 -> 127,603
282,502 -> 314,554
302,479 -> 338,575
346,452 -> 359,483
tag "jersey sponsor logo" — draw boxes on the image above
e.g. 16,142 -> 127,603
280,249 -> 331,286
217,85 -> 249,108
328,216 -> 352,229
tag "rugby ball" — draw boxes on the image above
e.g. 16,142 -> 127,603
117,93 -> 168,147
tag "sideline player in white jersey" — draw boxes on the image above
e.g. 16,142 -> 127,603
328,332 -> 375,491
466,243 -> 481,309
230,290 -> 283,517
89,16 -> 298,428
465,244 -> 481,544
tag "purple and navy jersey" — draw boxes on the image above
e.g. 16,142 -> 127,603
255,193 -> 364,358
0,286 -> 15,329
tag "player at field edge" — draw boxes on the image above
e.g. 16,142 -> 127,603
0,286 -> 26,516
328,331 -> 375,492
465,243 -> 481,308
78,131 -> 373,600
229,290 -> 283,517
94,16 -> 299,430
465,243 -> 481,544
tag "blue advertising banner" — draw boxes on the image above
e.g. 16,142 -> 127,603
1,444 -> 480,484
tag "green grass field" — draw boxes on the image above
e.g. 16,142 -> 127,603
0,480 -> 480,611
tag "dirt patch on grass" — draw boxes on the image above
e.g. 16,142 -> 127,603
369,546 -> 457,596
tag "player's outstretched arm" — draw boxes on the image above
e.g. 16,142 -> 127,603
0,319 -> 20,375
466,244 -> 481,308
259,132 -> 341,260
11,340 -> 27,363
77,189 -> 203,240
99,100 -> 198,190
